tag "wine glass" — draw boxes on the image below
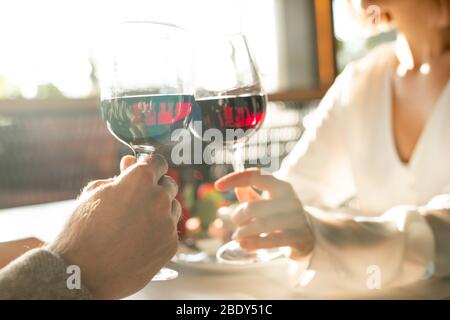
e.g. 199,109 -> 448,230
190,34 -> 285,264
99,21 -> 195,280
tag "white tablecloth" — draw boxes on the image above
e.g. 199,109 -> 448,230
1,200 -> 449,299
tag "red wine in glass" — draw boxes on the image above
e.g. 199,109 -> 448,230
192,93 -> 266,142
101,94 -> 194,151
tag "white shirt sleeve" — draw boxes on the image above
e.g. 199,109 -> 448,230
275,65 -> 356,208
423,191 -> 450,279
294,192 -> 450,294
291,205 -> 435,294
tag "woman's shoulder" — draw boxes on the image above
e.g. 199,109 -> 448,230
330,42 -> 395,110
343,42 -> 395,81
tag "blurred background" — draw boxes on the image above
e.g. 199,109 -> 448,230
0,0 -> 395,238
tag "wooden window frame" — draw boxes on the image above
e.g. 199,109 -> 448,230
268,0 -> 336,102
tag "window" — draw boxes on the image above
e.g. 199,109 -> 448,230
0,0 -> 279,99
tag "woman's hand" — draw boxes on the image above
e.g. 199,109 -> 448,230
215,168 -> 315,259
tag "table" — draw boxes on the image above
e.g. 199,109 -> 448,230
1,200 -> 449,299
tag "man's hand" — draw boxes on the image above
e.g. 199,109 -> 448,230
49,154 -> 181,299
215,168 -> 314,259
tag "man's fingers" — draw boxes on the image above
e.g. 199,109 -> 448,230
215,168 -> 294,199
120,155 -> 137,172
84,156 -> 135,194
142,154 -> 169,184
171,199 -> 182,224
120,154 -> 169,185
83,179 -> 114,193
235,187 -> 262,203
159,175 -> 178,200
232,199 -> 303,225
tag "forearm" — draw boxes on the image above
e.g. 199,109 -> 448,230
0,248 -> 92,300
421,194 -> 450,278
294,205 -> 434,292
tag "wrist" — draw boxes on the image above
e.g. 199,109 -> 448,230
289,209 -> 315,261
46,242 -> 103,299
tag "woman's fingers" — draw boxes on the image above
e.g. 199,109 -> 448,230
120,155 -> 137,172
235,186 -> 262,202
239,233 -> 294,250
232,199 -> 303,225
215,169 -> 310,253
240,232 -> 314,256
233,213 -> 304,240
215,168 -> 295,199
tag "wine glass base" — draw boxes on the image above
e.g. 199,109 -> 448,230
151,267 -> 178,281
216,240 -> 286,265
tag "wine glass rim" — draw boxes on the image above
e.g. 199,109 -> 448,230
119,20 -> 188,32
221,32 -> 249,41
223,32 -> 245,38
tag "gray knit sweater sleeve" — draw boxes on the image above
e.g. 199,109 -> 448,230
0,248 -> 93,299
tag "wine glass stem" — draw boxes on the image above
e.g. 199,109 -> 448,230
134,146 -> 156,162
230,143 -> 245,172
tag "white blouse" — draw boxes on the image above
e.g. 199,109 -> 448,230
276,43 -> 450,295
